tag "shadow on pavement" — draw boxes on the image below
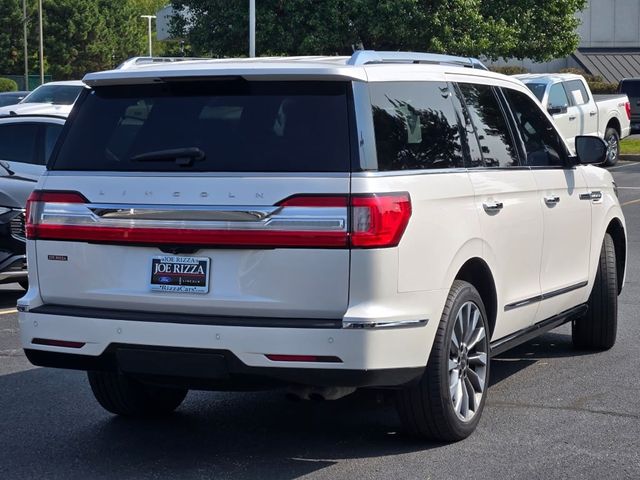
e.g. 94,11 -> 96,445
0,368 -> 436,480
491,330 -> 594,386
0,330 -> 597,479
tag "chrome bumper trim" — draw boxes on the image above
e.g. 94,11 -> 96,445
342,319 -> 428,329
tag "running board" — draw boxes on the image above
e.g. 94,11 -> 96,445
490,304 -> 588,357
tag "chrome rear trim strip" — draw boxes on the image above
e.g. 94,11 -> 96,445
342,319 -> 428,329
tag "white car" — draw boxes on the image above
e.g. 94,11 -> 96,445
19,52 -> 627,441
516,73 -> 631,166
0,80 -> 84,117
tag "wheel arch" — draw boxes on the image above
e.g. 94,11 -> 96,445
606,217 -> 626,294
606,117 -> 621,137
454,258 -> 498,339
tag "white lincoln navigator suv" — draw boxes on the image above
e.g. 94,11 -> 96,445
19,51 -> 627,441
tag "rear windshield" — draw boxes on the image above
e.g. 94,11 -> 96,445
524,83 -> 546,102
22,85 -> 82,105
51,80 -> 352,172
619,80 -> 640,97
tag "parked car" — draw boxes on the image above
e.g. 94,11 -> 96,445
0,114 -> 66,288
0,91 -> 29,108
617,78 -> 640,134
516,73 -> 631,165
19,52 -> 626,442
0,80 -> 84,117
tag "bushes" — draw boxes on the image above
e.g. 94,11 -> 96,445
489,65 -> 529,75
558,68 -> 617,94
587,82 -> 618,94
0,78 -> 18,92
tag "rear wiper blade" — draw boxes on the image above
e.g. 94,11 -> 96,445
0,161 -> 14,176
130,147 -> 205,166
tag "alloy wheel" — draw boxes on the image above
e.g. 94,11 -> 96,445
448,301 -> 488,422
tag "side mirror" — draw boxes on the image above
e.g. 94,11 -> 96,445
575,136 -> 607,165
548,105 -> 568,115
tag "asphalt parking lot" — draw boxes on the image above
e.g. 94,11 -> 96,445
0,163 -> 638,480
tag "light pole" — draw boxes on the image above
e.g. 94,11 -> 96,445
140,15 -> 156,57
249,0 -> 255,57
38,0 -> 43,85
23,0 -> 28,89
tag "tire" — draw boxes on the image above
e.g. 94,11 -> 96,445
18,280 -> 28,290
572,233 -> 618,350
87,371 -> 188,417
396,280 -> 490,442
604,127 -> 620,167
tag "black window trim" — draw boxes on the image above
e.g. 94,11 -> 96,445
452,81 -> 524,170
499,86 -> 573,170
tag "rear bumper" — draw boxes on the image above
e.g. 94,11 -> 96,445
24,345 -> 424,389
19,307 -> 435,388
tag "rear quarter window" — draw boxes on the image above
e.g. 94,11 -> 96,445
52,81 -> 353,173
370,81 -> 464,171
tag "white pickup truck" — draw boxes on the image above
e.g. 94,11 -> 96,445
516,73 -> 631,165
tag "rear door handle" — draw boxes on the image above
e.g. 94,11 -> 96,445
482,201 -> 504,212
544,195 -> 560,205
589,111 -> 597,117
569,116 -> 577,121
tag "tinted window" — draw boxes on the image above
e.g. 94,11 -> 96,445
0,93 -> 26,107
370,82 -> 463,170
0,123 -> 38,164
548,83 -> 570,108
619,80 -> 640,97
524,83 -> 546,102
52,81 -> 352,172
22,85 -> 83,105
503,88 -> 567,167
565,80 -> 589,106
44,124 -> 63,163
457,83 -> 519,168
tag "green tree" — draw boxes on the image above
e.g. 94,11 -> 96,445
170,0 -> 586,62
0,0 -> 170,80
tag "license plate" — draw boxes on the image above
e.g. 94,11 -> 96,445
150,255 -> 210,294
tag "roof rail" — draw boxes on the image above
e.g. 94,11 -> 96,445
347,50 -> 487,70
116,56 -> 210,70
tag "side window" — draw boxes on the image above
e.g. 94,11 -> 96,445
565,80 -> 589,106
548,83 -> 570,108
502,88 -> 568,167
44,124 -> 64,163
457,83 -> 519,168
0,123 -> 38,164
370,82 -> 464,170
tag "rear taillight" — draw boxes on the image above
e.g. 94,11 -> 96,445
280,192 -> 412,248
26,190 -> 87,240
26,190 -> 411,249
350,193 -> 412,248
626,101 -> 632,121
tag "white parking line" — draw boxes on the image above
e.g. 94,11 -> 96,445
609,162 -> 640,170
0,308 -> 17,315
622,198 -> 640,207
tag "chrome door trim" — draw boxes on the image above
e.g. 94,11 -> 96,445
504,281 -> 588,312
